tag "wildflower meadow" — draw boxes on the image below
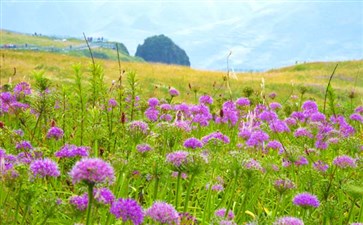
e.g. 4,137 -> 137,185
0,62 -> 362,225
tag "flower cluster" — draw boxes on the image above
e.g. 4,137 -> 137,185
69,158 -> 115,185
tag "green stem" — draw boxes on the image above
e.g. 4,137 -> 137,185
86,184 -> 95,225
346,198 -> 356,224
175,172 -> 182,209
183,173 -> 196,212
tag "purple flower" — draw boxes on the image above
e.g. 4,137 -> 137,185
69,158 -> 115,185
270,120 -> 290,133
160,104 -> 172,111
145,107 -> 159,122
46,126 -> 64,140
94,188 -> 115,205
199,95 -> 213,105
55,144 -> 89,158
30,158 -> 60,178
108,98 -> 118,110
274,179 -> 295,194
179,212 -> 197,225
295,156 -> 308,166
128,121 -> 149,135
70,194 -> 88,211
215,208 -> 235,220
202,131 -> 230,144
146,201 -> 180,225
333,155 -> 357,168
266,140 -> 283,152
310,112 -> 326,122
243,159 -> 264,172
136,144 -> 153,153
313,160 -> 329,172
350,113 -> 363,122
110,198 -> 144,225
259,110 -> 278,122
16,141 -> 33,151
166,151 -> 189,168
302,100 -> 318,113
13,82 -> 32,97
246,130 -> 269,147
270,102 -> 282,110
354,106 -> 363,114
269,92 -> 277,99
236,97 -> 250,107
183,137 -> 203,149
148,98 -> 159,107
169,88 -> 180,97
294,128 -> 313,138
274,216 -> 304,225
293,192 -> 320,208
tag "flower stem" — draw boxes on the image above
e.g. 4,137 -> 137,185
184,173 -> 196,212
175,172 -> 182,209
86,183 -> 95,225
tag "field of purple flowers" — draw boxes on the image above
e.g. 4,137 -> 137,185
0,65 -> 362,225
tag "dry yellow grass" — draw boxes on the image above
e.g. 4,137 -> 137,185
1,49 -> 362,104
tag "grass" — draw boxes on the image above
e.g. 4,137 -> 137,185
0,29 -> 83,48
1,49 -> 362,106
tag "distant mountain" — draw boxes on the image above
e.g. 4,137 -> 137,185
135,35 -> 190,66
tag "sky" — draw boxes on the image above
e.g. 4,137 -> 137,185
1,0 -> 363,71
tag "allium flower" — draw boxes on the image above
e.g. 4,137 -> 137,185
69,158 -> 115,185
199,95 -> 213,105
183,137 -> 203,149
179,212 -> 197,225
236,97 -> 250,107
270,120 -> 290,133
94,188 -> 115,205
310,112 -> 326,122
70,194 -> 88,211
302,100 -> 318,113
354,106 -> 363,114
146,201 -> 180,225
110,198 -> 144,225
202,131 -> 230,144
55,144 -> 89,158
30,158 -> 60,178
108,98 -> 117,107
215,208 -> 235,220
15,141 -> 33,151
333,155 -> 357,168
243,159 -> 264,172
266,140 -> 283,153
350,113 -> 363,122
13,82 -> 32,97
313,160 -> 329,172
274,179 -> 295,194
145,107 -> 159,122
293,192 -> 320,208
270,102 -> 282,110
46,126 -> 64,140
148,98 -> 159,107
274,216 -> 304,225
169,88 -> 180,97
294,128 -> 313,138
246,130 -> 269,147
136,144 -> 153,153
295,156 -> 308,166
259,110 -> 278,122
166,151 -> 189,168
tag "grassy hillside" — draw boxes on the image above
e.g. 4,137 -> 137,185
0,30 -> 142,63
1,49 -> 362,106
